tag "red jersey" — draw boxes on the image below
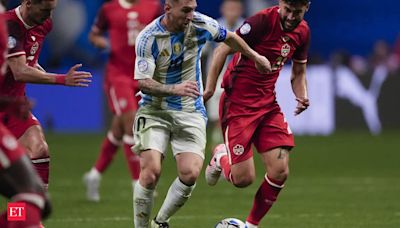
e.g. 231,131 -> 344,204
0,6 -> 52,97
94,0 -> 161,83
222,6 -> 310,108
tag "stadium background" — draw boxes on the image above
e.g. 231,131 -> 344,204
2,0 -> 400,227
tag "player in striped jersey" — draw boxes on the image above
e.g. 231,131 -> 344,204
132,0 -> 271,227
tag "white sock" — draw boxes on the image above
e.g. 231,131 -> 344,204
89,167 -> 101,179
245,221 -> 258,228
155,177 -> 195,222
133,182 -> 154,228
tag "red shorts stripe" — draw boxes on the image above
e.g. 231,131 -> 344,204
104,80 -> 140,115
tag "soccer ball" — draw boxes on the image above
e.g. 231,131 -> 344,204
215,218 -> 247,228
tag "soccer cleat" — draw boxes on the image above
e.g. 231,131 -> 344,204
83,172 -> 101,202
151,218 -> 169,228
205,144 -> 227,186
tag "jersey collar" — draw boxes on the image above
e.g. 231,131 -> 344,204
15,6 -> 34,30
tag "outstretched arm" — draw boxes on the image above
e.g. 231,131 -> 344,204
7,55 -> 92,87
204,31 -> 271,102
291,61 -> 309,115
203,43 -> 232,102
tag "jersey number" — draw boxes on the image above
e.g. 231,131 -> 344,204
271,56 -> 288,71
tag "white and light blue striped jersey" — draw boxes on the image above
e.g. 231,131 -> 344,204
134,12 -> 227,118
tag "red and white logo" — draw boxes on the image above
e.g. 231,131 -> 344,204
232,144 -> 244,155
281,43 -> 291,57
7,202 -> 26,221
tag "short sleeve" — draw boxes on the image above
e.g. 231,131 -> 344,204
6,20 -> 25,58
292,27 -> 310,63
235,11 -> 268,47
194,12 -> 227,42
92,5 -> 108,32
134,31 -> 157,79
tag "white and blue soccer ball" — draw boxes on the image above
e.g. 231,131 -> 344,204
215,218 -> 247,228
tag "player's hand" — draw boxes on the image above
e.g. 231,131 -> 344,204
254,55 -> 272,73
294,97 -> 310,115
174,81 -> 200,98
94,37 -> 109,50
203,89 -> 214,103
65,64 -> 92,87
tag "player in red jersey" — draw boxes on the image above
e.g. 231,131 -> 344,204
204,0 -> 311,227
0,4 -> 51,226
83,0 -> 161,202
0,99 -> 51,228
0,0 -> 92,192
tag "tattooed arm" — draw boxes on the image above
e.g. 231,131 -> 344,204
138,78 -> 200,98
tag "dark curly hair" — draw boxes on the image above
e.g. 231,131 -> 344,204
282,0 -> 310,6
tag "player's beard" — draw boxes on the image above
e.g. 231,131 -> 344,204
281,18 -> 300,31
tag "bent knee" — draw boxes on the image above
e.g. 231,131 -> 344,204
29,141 -> 49,159
178,168 -> 201,185
140,167 -> 161,188
269,168 -> 289,182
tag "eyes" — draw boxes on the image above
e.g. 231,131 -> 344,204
284,6 -> 303,16
181,6 -> 196,14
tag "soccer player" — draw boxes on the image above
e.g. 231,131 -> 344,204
0,0 -> 92,191
204,0 -> 311,227
0,4 -> 51,226
0,100 -> 52,228
83,0 -> 161,202
132,0 -> 271,227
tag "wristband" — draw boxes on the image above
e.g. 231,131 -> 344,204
55,74 -> 66,85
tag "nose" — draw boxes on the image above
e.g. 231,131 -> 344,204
287,12 -> 295,20
186,11 -> 194,21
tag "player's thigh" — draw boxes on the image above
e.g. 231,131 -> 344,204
132,109 -> 171,156
253,111 -> 294,155
18,125 -> 48,158
170,111 -> 206,159
104,81 -> 138,116
120,110 -> 136,135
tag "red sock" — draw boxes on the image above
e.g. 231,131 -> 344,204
123,141 -> 140,181
246,175 -> 285,225
2,202 -> 42,228
94,134 -> 120,173
220,155 -> 233,182
31,157 -> 50,190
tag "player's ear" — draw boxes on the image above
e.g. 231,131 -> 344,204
25,0 -> 32,8
164,2 -> 172,13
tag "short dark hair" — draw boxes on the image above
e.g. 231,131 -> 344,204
21,0 -> 54,4
282,0 -> 310,6
223,0 -> 243,3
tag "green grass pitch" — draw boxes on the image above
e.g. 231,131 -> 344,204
2,131 -> 400,227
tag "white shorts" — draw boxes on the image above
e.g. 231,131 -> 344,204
132,107 -> 206,159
